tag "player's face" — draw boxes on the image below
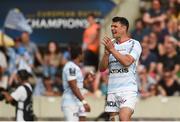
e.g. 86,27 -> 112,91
16,75 -> 23,83
111,22 -> 125,39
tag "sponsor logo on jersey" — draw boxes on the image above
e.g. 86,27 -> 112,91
117,49 -> 126,52
110,68 -> 129,74
106,101 -> 117,107
109,60 -> 119,65
73,112 -> 79,117
119,99 -> 127,104
69,68 -> 76,76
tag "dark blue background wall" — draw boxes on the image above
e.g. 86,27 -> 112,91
0,0 -> 115,45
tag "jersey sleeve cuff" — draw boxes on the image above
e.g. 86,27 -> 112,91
67,76 -> 76,81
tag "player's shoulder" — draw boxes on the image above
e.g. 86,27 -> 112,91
64,61 -> 76,70
129,39 -> 141,47
128,39 -> 140,44
15,85 -> 26,93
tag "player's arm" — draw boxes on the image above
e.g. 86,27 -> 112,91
68,80 -> 84,101
66,67 -> 90,112
110,49 -> 134,67
102,36 -> 142,67
68,80 -> 90,112
1,91 -> 14,103
99,48 -> 110,72
3,86 -> 24,105
66,67 -> 85,101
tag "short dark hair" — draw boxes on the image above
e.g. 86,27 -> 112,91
112,17 -> 129,31
17,70 -> 30,81
70,45 -> 82,60
87,13 -> 96,18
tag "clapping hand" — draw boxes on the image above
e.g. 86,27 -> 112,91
102,36 -> 114,53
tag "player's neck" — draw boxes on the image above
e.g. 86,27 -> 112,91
73,59 -> 80,65
117,34 -> 130,44
21,81 -> 28,85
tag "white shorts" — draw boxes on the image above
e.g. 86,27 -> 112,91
62,105 -> 86,121
105,91 -> 137,113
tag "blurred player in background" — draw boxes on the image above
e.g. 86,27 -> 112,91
61,45 -> 91,121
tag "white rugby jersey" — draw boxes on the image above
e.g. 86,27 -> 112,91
61,61 -> 84,106
108,39 -> 142,93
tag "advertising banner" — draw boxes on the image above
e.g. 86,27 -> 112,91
0,0 -> 115,45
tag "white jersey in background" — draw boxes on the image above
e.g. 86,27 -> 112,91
108,39 -> 142,93
61,61 -> 84,106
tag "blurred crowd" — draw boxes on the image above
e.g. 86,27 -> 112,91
134,0 -> 180,98
0,0 -> 180,99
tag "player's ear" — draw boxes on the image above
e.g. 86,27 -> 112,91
122,25 -> 127,31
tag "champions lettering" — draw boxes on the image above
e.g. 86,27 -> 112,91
110,68 -> 129,74
27,18 -> 102,29
27,18 -> 87,29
